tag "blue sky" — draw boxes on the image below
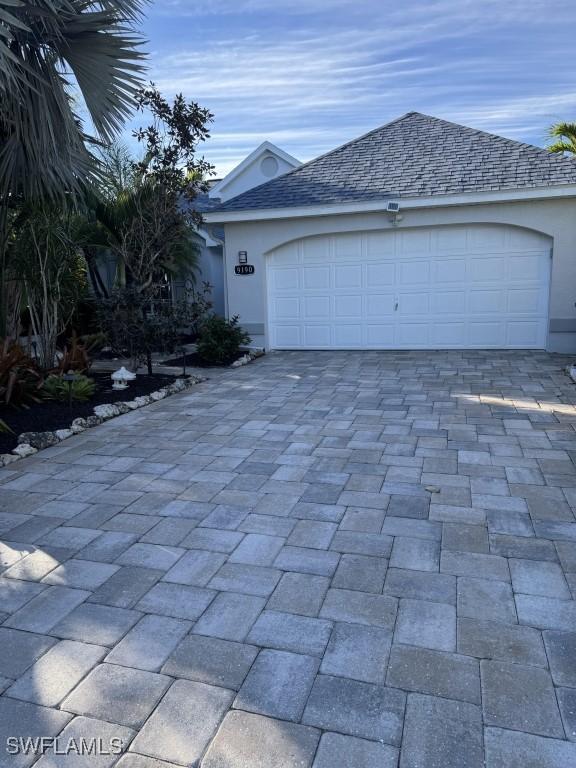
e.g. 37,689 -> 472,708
137,0 -> 576,177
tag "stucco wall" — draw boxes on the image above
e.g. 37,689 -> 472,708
221,197 -> 576,351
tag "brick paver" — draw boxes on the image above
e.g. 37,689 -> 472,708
1,349 -> 576,766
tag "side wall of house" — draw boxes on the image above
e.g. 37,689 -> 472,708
221,197 -> 576,351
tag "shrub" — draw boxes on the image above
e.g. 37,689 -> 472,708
196,315 -> 251,365
54,331 -> 95,374
43,374 -> 96,402
0,339 -> 44,406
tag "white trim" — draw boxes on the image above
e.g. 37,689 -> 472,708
197,227 -> 222,247
208,141 -> 301,200
204,184 -> 576,223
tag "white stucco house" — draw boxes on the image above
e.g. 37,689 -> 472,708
205,112 -> 576,352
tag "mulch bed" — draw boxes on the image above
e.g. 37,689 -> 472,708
0,371 -> 177,454
161,351 -> 243,368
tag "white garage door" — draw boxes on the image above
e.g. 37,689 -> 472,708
267,225 -> 551,349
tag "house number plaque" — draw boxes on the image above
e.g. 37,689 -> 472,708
235,264 -> 255,275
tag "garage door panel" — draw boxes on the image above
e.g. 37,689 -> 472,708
272,267 -> 299,290
431,323 -> 467,345
366,232 -> 395,257
471,257 -> 505,282
304,325 -> 331,346
273,326 -> 301,347
366,324 -> 395,345
334,325 -> 363,346
509,254 -> 543,281
267,226 -> 550,350
469,322 -> 504,346
507,289 -> 543,314
367,263 -> 395,286
272,297 -> 300,320
335,264 -> 362,288
366,294 -> 395,318
468,227 -> 507,250
398,323 -> 430,345
434,259 -> 466,283
302,237 -> 329,261
335,295 -> 362,319
334,234 -> 361,258
399,261 -> 430,284
399,229 -> 433,254
303,267 -> 330,289
506,321 -> 541,347
469,289 -> 505,313
399,292 -> 430,314
431,291 -> 466,314
303,296 -> 330,319
437,227 -> 468,252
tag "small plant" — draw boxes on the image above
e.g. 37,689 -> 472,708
196,315 -> 251,365
43,374 -> 96,403
0,339 -> 44,406
54,331 -> 95,374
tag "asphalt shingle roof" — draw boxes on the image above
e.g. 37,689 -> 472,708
213,112 -> 576,213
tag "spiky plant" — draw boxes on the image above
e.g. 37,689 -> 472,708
0,0 -> 147,202
548,122 -> 576,156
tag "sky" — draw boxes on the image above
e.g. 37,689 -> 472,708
136,0 -> 576,177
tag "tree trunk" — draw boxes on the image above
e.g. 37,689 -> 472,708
146,350 -> 153,376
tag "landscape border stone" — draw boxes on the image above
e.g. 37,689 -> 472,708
0,376 -> 203,467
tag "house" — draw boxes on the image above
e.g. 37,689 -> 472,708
205,112 -> 576,352
173,142 -> 301,315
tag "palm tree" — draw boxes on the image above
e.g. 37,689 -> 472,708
0,0 -> 146,333
548,122 -> 576,155
0,0 -> 146,201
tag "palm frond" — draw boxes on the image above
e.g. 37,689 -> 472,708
0,0 -> 148,201
547,121 -> 576,155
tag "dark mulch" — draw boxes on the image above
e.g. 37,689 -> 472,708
0,371 -> 177,454
161,351 -> 242,368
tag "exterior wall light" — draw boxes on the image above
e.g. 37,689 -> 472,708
111,367 -> 136,390
238,251 -> 248,264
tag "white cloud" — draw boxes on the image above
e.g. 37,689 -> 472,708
141,0 -> 576,174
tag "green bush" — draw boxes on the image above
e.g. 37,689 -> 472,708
196,315 -> 251,365
43,374 -> 96,402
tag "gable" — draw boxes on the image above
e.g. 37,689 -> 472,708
209,141 -> 301,202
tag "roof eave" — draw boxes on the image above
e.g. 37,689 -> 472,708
204,184 -> 576,224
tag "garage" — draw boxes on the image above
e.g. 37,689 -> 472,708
205,112 -> 576,352
267,225 -> 552,350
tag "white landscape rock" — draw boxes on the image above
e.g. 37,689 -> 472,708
93,404 -> 121,420
0,453 -> 20,466
55,429 -> 74,441
12,443 -> 37,458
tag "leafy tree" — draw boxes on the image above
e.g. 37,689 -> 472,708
548,122 -> 576,155
94,86 -> 214,294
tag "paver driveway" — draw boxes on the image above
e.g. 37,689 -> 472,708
1,350 -> 576,768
